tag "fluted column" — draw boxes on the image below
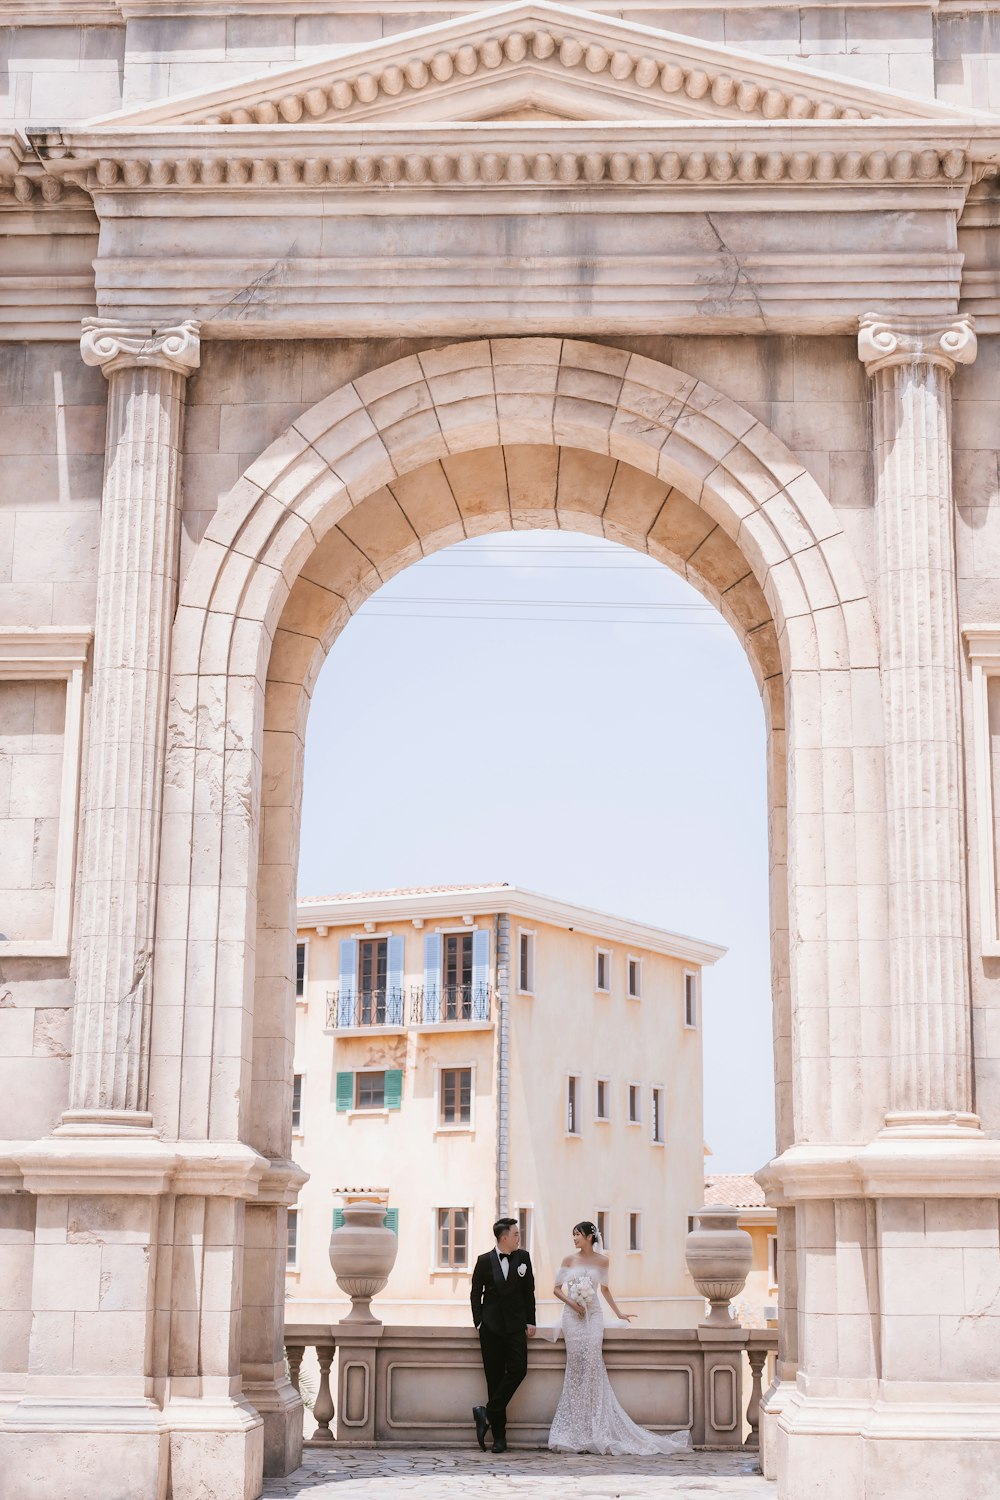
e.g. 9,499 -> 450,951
858,312 -> 978,1132
61,319 -> 200,1134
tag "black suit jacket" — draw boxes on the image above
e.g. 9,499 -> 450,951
471,1247 -> 536,1335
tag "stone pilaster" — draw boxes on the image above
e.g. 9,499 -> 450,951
62,319 -> 200,1134
858,312 -> 978,1132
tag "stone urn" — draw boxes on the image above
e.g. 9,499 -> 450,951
328,1199 -> 398,1324
685,1207 -> 753,1326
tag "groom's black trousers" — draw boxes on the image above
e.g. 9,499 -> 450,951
479,1325 -> 528,1441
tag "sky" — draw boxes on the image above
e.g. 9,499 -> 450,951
297,529 -> 774,1175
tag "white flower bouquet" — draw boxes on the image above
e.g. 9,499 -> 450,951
564,1273 -> 596,1311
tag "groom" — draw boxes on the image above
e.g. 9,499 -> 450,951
470,1216 -> 536,1453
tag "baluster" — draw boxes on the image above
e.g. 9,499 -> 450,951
745,1346 -> 767,1449
312,1339 -> 335,1444
286,1340 -> 304,1393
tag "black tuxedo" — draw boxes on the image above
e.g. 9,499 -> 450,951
471,1247 -> 536,1442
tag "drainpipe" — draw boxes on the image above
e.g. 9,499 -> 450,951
495,912 -> 511,1219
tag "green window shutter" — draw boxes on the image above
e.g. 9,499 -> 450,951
336,1072 -> 354,1111
333,1208 -> 346,1231
384,1069 -> 403,1110
384,1208 -> 399,1236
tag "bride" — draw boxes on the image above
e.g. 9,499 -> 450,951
548,1219 -> 691,1456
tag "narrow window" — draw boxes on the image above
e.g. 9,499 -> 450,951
443,932 -> 474,1020
596,1210 -> 609,1250
627,956 -> 642,998
567,1075 -> 581,1135
437,1207 -> 469,1268
291,1073 -> 303,1133
358,938 -> 388,1024
629,1212 -> 642,1252
519,931 -> 535,993
440,1067 -> 473,1125
518,1206 -> 532,1253
286,1207 -> 299,1270
628,1083 -> 641,1124
684,971 -> 699,1029
651,1086 -> 664,1143
355,1070 -> 386,1109
595,949 -> 611,992
768,1233 -> 779,1290
295,941 -> 307,999
595,1078 -> 609,1121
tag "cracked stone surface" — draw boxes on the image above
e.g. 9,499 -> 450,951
262,1448 -> 773,1496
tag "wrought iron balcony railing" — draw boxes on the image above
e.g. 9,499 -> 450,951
326,987 -> 406,1030
409,983 -> 492,1025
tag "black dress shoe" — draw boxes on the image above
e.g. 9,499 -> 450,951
492,1439 -> 508,1454
473,1405 -> 489,1451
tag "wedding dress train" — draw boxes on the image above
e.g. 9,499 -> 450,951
547,1262 -> 691,1456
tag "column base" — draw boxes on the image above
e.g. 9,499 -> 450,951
242,1375 -> 303,1477
778,1391 -> 1000,1500
759,1377 -> 795,1481
164,1397 -> 264,1500
0,1397 -> 169,1500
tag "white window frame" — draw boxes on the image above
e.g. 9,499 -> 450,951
650,1085 -> 664,1144
767,1232 -> 779,1291
626,954 -> 643,999
627,1081 -> 642,1125
566,1073 -> 582,1137
517,928 -> 535,995
0,629 -> 91,958
434,1061 -> 476,1132
516,1204 -> 533,1254
595,947 -> 612,993
431,1204 -> 473,1273
628,1210 -> 643,1254
683,969 -> 700,1029
295,937 -> 309,1001
596,1208 -> 610,1252
595,1076 -> 610,1122
963,628 -> 1000,953
286,1205 -> 300,1272
291,1071 -> 305,1136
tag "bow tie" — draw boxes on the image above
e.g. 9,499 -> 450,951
499,1255 -> 509,1265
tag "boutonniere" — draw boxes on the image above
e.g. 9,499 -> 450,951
517,1262 -> 527,1277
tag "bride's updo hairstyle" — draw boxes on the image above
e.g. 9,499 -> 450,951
573,1220 -> 599,1245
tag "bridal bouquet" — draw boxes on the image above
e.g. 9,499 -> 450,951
564,1274 -> 596,1311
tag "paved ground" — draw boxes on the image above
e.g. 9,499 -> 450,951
262,1447 -> 774,1497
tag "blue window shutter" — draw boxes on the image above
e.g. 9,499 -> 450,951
338,938 -> 357,1027
384,1208 -> 399,1236
423,932 -> 442,1023
384,1069 -> 403,1110
336,1071 -> 354,1111
472,928 -> 490,1003
387,934 -> 405,1024
333,1208 -> 346,1231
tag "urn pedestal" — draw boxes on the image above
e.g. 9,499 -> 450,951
685,1207 -> 753,1327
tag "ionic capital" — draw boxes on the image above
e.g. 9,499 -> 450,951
858,312 -> 976,378
80,317 -> 201,379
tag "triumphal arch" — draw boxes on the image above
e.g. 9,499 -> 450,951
2,0 -> 1000,1495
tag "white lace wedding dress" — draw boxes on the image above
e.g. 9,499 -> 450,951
547,1261 -> 691,1456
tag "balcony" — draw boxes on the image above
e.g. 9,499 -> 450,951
325,984 -> 493,1033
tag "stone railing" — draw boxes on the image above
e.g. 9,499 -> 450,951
284,1322 -> 777,1449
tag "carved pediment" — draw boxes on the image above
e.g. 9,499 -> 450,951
91,0 -> 977,130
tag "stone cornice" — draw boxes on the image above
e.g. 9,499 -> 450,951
80,317 -> 201,377
766,1135 -> 1000,1200
858,310 -> 978,374
28,122 -> 984,196
92,1 -> 979,129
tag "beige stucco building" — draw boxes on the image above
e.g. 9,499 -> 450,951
288,884 -> 721,1326
6,1 -> 1000,1496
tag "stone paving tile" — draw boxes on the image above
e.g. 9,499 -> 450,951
262,1448 -> 774,1497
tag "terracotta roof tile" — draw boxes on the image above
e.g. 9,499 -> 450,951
704,1173 -> 765,1208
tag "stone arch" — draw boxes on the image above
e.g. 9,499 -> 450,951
153,337 -> 884,1174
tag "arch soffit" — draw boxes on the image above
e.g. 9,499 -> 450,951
175,338 -> 876,712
